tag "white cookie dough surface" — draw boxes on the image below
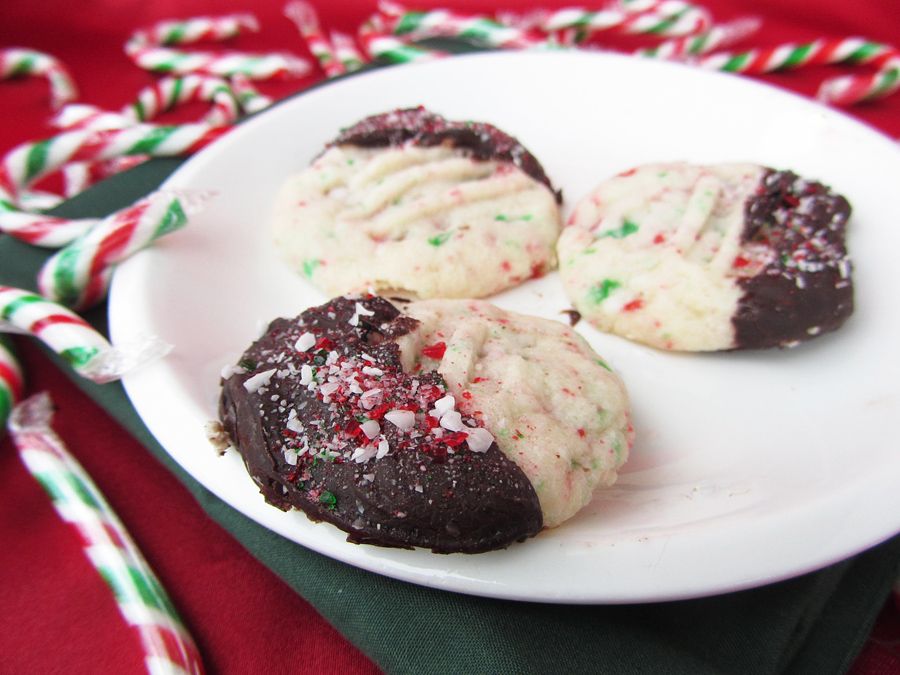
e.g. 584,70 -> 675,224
273,145 -> 561,299
558,163 -> 767,351
396,299 -> 633,528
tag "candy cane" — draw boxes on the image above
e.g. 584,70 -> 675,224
637,17 -> 761,59
126,13 -> 309,80
0,336 -> 23,431
49,75 -> 263,198
284,1 -> 346,78
61,156 -> 147,199
541,0 -> 712,39
0,205 -> 101,248
228,74 -> 273,114
1,47 -> 77,109
358,17 -> 448,64
817,57 -> 900,106
375,2 -> 547,50
37,191 -> 206,310
331,31 -> 369,72
132,13 -> 259,47
8,393 -> 205,675
0,285 -> 171,383
698,36 -> 898,74
0,123 -> 227,247
125,75 -> 241,126
698,37 -> 900,106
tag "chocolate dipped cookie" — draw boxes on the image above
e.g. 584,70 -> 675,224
218,296 -> 632,553
272,107 -> 561,299
557,162 -> 853,351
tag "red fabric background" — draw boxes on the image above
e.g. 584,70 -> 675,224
1,1 -> 898,673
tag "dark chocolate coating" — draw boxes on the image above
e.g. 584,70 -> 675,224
219,296 -> 543,553
733,169 -> 853,349
330,106 -> 562,203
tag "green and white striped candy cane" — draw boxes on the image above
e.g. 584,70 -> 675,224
38,190 -> 204,310
125,13 -> 309,80
1,47 -> 77,109
8,393 -> 205,675
0,335 -> 24,431
377,2 -> 546,49
542,0 -> 711,39
358,26 -> 448,64
697,37 -> 900,106
636,18 -> 761,59
0,123 -> 226,246
331,31 -> 369,73
0,285 -> 170,383
697,36 -> 897,74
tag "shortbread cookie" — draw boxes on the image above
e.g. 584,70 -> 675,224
218,296 -> 631,553
273,107 -> 562,299
557,163 -> 853,351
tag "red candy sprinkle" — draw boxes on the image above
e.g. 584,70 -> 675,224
441,432 -> 468,447
653,233 -> 666,245
422,341 -> 447,359
577,428 -> 586,438
622,299 -> 644,312
732,256 -> 750,268
366,403 -> 390,419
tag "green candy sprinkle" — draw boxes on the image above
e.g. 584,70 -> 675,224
588,279 -> 621,304
301,259 -> 320,279
600,219 -> 639,239
495,213 -> 533,222
427,231 -> 453,247
318,490 -> 337,510
595,358 -> 612,372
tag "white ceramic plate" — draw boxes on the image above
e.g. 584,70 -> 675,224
109,51 -> 900,603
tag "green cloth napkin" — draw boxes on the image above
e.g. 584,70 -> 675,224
3,57 -> 899,674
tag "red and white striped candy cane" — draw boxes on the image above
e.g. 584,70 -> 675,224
698,36 -> 898,74
285,1 -> 346,78
8,393 -> 205,675
49,75 -> 265,198
1,47 -> 77,109
375,1 -> 547,50
0,336 -> 23,431
126,13 -> 309,80
125,74 -> 241,127
61,156 -> 147,199
817,56 -> 900,106
541,0 -> 712,41
699,37 -> 900,106
37,191 -> 207,310
357,15 -> 449,65
331,31 -> 369,73
637,17 -> 761,59
0,123 -> 226,247
0,285 -> 170,383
